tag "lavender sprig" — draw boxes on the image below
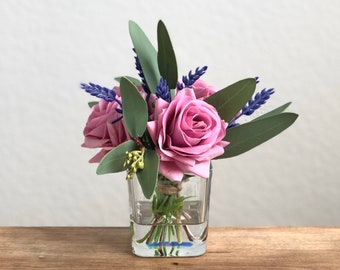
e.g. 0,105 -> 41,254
80,82 -> 123,119
133,48 -> 151,95
177,66 -> 208,90
242,88 -> 275,115
228,88 -> 275,128
80,83 -> 119,102
156,77 -> 171,102
111,115 -> 123,124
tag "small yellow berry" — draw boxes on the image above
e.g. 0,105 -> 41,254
138,161 -> 144,169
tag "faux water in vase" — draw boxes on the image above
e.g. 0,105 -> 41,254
128,169 -> 212,257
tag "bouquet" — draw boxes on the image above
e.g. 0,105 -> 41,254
81,20 -> 298,256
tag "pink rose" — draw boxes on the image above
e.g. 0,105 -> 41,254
82,98 -> 130,163
147,88 -> 229,181
191,79 -> 217,99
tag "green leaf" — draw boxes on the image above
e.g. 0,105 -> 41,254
136,149 -> 159,199
205,78 -> 256,122
157,20 -> 178,90
114,76 -> 142,86
96,140 -> 137,174
218,112 -> 298,159
252,102 -> 292,121
88,101 -> 98,108
120,77 -> 148,138
129,20 -> 161,93
140,129 -> 155,150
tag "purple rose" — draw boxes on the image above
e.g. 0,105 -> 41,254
147,88 -> 229,181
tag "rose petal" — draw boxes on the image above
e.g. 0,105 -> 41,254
88,148 -> 110,163
177,159 -> 211,178
146,86 -> 229,181
158,161 -> 184,181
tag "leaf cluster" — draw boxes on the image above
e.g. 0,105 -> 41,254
94,20 -> 298,200
152,190 -> 187,220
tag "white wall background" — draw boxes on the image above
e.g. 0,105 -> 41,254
1,0 -> 339,226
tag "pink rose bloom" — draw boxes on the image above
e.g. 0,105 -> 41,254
147,88 -> 229,181
82,98 -> 130,163
191,79 -> 217,99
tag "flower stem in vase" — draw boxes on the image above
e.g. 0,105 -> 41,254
129,171 -> 212,256
136,176 -> 190,249
175,203 -> 183,244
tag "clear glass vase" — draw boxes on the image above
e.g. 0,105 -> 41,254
128,169 -> 212,257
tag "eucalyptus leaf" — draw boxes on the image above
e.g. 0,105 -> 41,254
88,101 -> 98,108
120,77 -> 148,138
170,89 -> 176,100
96,140 -> 137,174
252,102 -> 292,121
114,76 -> 142,86
157,20 -> 178,90
129,20 -> 161,93
205,78 -> 256,122
140,129 -> 155,150
218,112 -> 298,159
136,149 -> 160,199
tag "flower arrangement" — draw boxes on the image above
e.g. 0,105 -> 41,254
81,20 -> 298,256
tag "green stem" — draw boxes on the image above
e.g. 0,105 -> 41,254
144,215 -> 160,244
138,177 -> 193,249
183,225 -> 194,241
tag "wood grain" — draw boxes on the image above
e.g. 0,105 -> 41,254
0,227 -> 339,269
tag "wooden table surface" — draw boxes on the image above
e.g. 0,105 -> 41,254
0,227 -> 339,269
